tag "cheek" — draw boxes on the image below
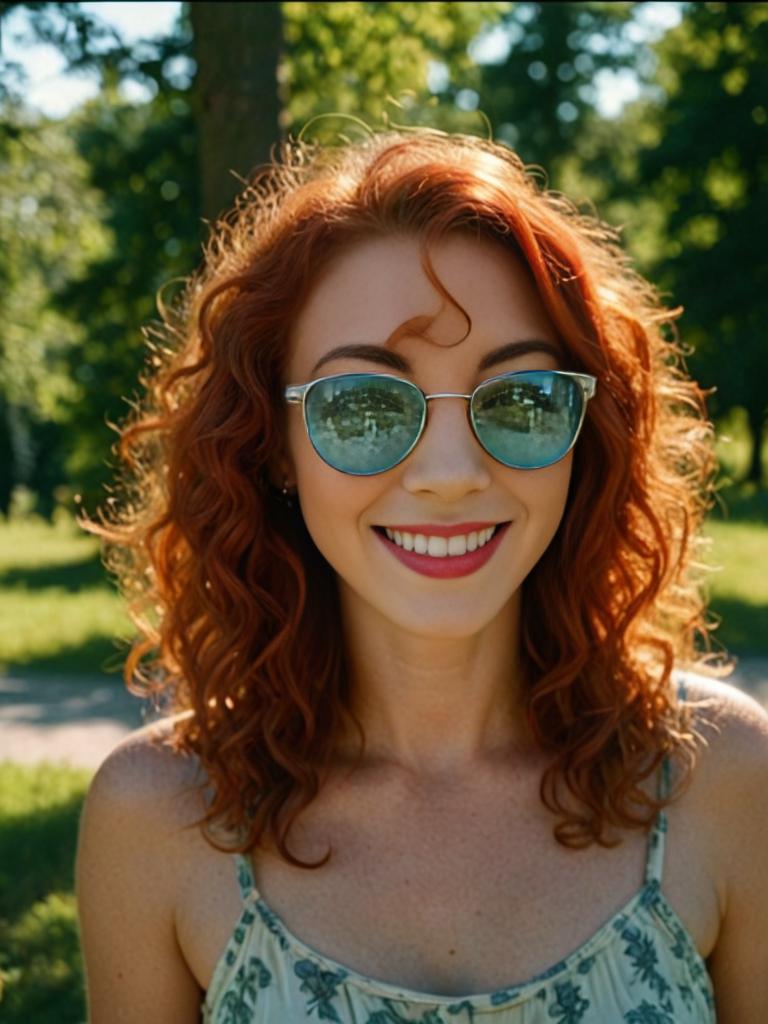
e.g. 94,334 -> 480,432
297,480 -> 348,570
516,456 -> 573,538
293,455 -> 381,570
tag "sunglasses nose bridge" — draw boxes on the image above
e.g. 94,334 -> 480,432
417,391 -> 484,459
423,391 -> 473,401
423,392 -> 473,429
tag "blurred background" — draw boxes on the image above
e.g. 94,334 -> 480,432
0,2 -> 766,1019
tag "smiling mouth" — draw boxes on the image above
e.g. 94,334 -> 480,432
372,523 -> 510,558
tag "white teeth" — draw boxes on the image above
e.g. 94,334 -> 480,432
427,536 -> 448,557
381,525 -> 500,557
447,535 -> 467,556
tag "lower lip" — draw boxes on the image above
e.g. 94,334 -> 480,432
373,523 -> 511,579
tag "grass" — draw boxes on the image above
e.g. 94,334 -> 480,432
702,480 -> 768,656
0,514 -> 131,679
0,762 -> 91,1023
713,405 -> 768,487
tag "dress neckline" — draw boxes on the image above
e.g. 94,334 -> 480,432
231,808 -> 673,1010
243,876 -> 665,1010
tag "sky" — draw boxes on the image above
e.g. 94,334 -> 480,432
2,2 -> 182,114
1,1 -> 682,120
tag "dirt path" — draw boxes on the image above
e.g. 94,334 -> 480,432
0,673 -> 157,770
2,659 -> 767,772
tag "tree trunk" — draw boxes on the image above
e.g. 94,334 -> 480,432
745,404 -> 766,486
190,2 -> 283,222
0,396 -> 14,517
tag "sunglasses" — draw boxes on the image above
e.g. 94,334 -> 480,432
284,369 -> 597,476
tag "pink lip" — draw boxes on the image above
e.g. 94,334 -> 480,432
373,522 -> 511,579
377,521 -> 499,538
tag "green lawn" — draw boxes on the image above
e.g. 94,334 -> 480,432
0,762 -> 91,1023
704,477 -> 768,656
705,524 -> 768,655
0,515 -> 130,678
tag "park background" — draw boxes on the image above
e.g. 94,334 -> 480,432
0,2 -> 766,1020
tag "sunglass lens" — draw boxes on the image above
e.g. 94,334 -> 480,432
304,375 -> 425,474
472,371 -> 584,469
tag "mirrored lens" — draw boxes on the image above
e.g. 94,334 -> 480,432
304,374 -> 425,474
471,371 -> 584,469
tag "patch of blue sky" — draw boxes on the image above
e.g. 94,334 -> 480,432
3,1 -> 681,121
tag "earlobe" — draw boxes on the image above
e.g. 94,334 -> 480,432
265,449 -> 295,493
279,458 -> 296,493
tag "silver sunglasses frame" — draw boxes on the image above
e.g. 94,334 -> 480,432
284,369 -> 597,475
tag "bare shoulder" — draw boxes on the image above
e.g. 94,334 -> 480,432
86,710 -> 205,827
78,708 -> 208,907
676,673 -> 768,1020
677,670 -> 768,767
76,712 -> 207,1022
673,671 -> 768,808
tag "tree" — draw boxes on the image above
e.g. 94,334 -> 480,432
190,2 -> 283,219
54,90 -> 201,510
0,3 -> 202,511
13,1 -> 758,510
1,1 -> 512,511
471,1 -> 636,176
633,1 -> 768,485
281,1 -> 505,135
0,104 -> 110,515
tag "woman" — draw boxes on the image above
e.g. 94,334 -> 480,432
76,129 -> 768,1023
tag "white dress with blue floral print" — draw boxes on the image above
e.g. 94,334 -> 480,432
202,692 -> 715,1022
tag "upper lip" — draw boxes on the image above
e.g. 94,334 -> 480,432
375,521 -> 505,538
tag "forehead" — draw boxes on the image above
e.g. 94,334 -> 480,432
288,233 -> 560,373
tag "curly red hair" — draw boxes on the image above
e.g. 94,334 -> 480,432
87,129 -> 723,866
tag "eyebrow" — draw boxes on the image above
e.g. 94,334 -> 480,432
310,339 -> 562,375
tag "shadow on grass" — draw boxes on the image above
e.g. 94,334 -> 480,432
0,552 -> 112,592
0,789 -> 86,918
7,633 -> 131,679
708,596 -> 768,658
709,483 -> 768,524
0,545 -> 130,678
0,768 -> 90,1023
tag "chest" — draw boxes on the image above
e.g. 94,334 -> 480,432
174,769 -> 721,997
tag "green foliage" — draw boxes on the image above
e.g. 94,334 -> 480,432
631,1 -> 768,484
53,88 -> 200,509
0,1 -> 199,514
474,1 -> 636,173
2,0 -> 766,511
283,1 -> 507,134
715,406 -> 768,488
0,105 -> 110,515
0,761 -> 91,1023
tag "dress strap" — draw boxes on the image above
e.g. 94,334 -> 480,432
645,756 -> 670,886
645,676 -> 688,886
234,852 -> 256,903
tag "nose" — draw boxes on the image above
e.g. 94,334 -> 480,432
399,395 -> 492,499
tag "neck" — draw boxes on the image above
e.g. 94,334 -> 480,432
335,585 -> 535,780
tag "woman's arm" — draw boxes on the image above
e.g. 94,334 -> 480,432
76,731 -> 204,1024
701,680 -> 768,1024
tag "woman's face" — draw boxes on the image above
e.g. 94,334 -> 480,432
283,232 -> 574,639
